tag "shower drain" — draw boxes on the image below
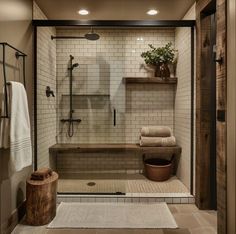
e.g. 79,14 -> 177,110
87,182 -> 96,186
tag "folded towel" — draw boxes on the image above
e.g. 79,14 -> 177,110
31,168 -> 53,180
141,126 -> 172,137
9,82 -> 32,172
140,136 -> 176,147
0,85 -> 11,148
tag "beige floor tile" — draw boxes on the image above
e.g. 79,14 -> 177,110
168,205 -> 178,214
174,205 -> 199,214
193,212 -> 217,227
172,214 -> 200,229
163,228 -> 190,234
189,226 -> 217,234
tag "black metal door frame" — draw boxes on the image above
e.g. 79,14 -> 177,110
32,20 -> 195,194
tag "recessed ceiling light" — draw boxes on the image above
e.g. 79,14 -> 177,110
147,9 -> 158,16
78,9 -> 89,15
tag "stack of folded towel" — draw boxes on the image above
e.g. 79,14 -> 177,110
140,126 -> 176,147
30,168 -> 53,181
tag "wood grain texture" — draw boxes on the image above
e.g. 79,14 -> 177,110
195,0 -> 214,209
49,143 -> 182,155
123,77 -> 177,84
196,0 -> 227,233
26,172 -> 58,226
216,0 -> 227,233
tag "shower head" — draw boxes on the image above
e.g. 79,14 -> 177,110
85,28 -> 100,41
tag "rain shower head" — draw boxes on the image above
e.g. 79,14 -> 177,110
51,28 -> 100,41
85,29 -> 100,41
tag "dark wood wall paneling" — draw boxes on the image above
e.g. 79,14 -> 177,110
196,0 -> 215,209
196,0 -> 227,233
216,0 -> 227,233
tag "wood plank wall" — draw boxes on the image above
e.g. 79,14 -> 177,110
196,0 -> 227,233
216,0 -> 227,233
196,0 -> 214,209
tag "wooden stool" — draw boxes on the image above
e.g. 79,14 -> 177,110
26,171 -> 58,225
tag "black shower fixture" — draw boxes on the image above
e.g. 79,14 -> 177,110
51,28 -> 100,41
60,55 -> 81,137
84,28 -> 100,40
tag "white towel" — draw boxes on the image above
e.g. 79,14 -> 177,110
140,136 -> 176,147
141,126 -> 172,137
1,82 -> 32,171
0,85 -> 11,148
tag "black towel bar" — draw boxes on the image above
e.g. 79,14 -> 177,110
0,42 -> 27,119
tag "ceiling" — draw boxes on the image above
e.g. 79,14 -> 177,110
34,0 -> 195,20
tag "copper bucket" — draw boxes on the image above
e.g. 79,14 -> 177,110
144,158 -> 172,182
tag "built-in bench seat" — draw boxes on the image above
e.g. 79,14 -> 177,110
49,144 -> 182,155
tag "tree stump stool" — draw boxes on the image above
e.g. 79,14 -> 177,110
26,171 -> 58,225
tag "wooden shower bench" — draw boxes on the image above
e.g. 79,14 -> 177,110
49,144 -> 182,174
49,143 -> 181,155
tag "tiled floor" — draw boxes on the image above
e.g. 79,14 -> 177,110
12,204 -> 217,234
58,174 -> 189,195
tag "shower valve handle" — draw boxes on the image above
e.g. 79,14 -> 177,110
46,86 -> 55,97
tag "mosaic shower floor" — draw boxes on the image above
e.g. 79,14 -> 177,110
58,174 -> 190,197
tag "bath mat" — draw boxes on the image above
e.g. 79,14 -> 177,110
48,202 -> 178,229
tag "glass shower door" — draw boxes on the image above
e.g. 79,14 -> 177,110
56,29 -> 127,194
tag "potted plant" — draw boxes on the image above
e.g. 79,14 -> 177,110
141,42 -> 176,78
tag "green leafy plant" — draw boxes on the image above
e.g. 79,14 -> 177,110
141,43 -> 176,65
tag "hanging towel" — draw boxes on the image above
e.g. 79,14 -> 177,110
9,82 -> 32,172
141,126 -> 172,137
0,85 -> 11,148
140,136 -> 176,147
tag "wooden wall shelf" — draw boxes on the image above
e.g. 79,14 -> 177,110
123,77 -> 177,84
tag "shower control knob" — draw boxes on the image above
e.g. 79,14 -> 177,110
46,86 -> 55,97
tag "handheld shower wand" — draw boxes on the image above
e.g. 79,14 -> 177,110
61,55 -> 81,137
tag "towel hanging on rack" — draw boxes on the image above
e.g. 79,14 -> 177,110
9,82 -> 32,171
0,82 -> 32,171
0,84 -> 11,148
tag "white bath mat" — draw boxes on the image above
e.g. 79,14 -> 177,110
48,202 -> 178,229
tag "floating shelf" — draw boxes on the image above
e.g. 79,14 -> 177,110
123,77 -> 177,84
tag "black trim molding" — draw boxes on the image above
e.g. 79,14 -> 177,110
32,20 -> 195,27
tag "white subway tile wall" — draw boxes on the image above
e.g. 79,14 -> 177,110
174,28 -> 191,189
56,29 -> 176,144
34,2 -> 57,168
174,4 -> 196,191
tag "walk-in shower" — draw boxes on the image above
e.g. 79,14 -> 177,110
34,20 -> 195,199
60,55 -> 81,137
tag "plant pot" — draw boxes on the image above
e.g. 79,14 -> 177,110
144,158 -> 172,182
155,63 -> 170,79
